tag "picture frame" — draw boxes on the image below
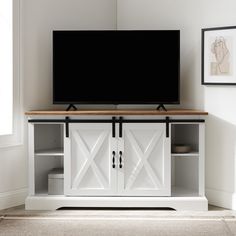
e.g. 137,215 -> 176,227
202,26 -> 236,85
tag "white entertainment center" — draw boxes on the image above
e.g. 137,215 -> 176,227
25,109 -> 208,211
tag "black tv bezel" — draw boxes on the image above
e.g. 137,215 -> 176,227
52,30 -> 180,105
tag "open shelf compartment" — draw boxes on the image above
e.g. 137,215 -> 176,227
171,124 -> 199,155
171,123 -> 200,197
34,123 -> 64,195
171,156 -> 199,196
34,124 -> 64,154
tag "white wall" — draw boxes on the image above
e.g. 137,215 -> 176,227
117,0 -> 236,208
202,0 -> 236,208
0,146 -> 27,210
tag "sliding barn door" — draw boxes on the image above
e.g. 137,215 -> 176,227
118,123 -> 171,196
64,123 -> 117,196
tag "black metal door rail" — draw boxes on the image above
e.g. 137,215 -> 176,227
28,117 -> 205,138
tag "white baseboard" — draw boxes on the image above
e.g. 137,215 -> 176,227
206,188 -> 234,209
0,188 -> 28,210
231,193 -> 236,210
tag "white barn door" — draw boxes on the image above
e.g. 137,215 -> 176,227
118,123 -> 171,196
64,123 -> 117,196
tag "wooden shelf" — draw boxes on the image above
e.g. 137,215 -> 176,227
35,148 -> 64,157
171,152 -> 199,157
25,109 -> 208,116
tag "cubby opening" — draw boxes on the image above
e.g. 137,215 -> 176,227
171,157 -> 199,196
171,124 -> 200,197
171,124 -> 199,155
35,156 -> 63,195
34,124 -> 64,195
34,124 -> 64,155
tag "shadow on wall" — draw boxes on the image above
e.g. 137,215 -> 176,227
205,114 -> 236,209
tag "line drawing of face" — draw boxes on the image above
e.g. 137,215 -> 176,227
211,36 -> 230,75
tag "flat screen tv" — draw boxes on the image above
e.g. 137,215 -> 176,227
53,30 -> 180,106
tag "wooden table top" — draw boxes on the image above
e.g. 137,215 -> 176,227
25,109 -> 208,116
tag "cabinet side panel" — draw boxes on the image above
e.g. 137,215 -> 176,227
199,123 -> 205,196
28,123 -> 35,195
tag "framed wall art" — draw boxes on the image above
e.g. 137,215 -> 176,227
202,26 -> 236,85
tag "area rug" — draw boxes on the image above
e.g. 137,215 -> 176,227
0,211 -> 236,236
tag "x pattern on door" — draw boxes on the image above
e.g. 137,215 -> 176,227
124,128 -> 164,191
71,130 -> 110,190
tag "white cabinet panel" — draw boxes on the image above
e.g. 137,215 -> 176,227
65,123 -> 117,196
118,123 -> 171,196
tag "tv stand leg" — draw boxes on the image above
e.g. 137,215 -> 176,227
66,104 -> 78,111
156,104 -> 167,111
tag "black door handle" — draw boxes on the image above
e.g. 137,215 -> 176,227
119,151 -> 123,168
112,151 -> 116,168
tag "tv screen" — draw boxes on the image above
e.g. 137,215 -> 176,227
53,30 -> 180,105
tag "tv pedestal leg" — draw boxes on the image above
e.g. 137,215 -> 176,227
66,104 -> 78,111
156,104 -> 167,111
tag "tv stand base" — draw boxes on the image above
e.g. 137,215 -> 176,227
25,196 -> 208,211
66,104 -> 78,111
156,104 -> 167,111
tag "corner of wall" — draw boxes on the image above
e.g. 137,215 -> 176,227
0,188 -> 28,210
206,187 -> 233,209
